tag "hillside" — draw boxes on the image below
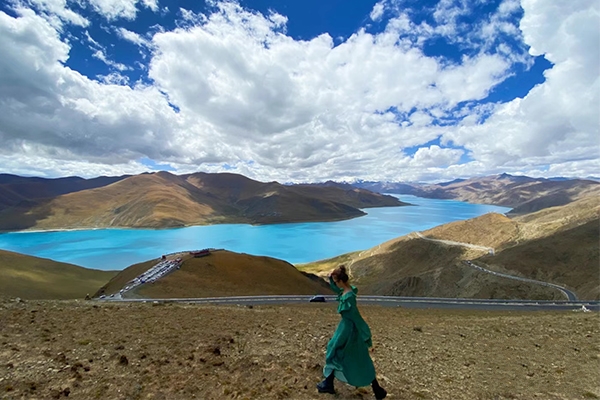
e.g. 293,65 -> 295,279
299,193 -> 600,300
300,235 -> 566,300
0,172 -> 405,231
354,173 -> 600,212
0,174 -> 128,211
0,250 -> 117,300
422,212 -> 519,250
96,250 -> 333,298
478,220 -> 600,300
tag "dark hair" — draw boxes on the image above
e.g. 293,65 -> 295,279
332,265 -> 349,283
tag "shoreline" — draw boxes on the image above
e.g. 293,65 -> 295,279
0,198 -> 511,271
0,197 -> 501,235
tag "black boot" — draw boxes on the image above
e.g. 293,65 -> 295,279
372,378 -> 387,399
316,372 -> 335,394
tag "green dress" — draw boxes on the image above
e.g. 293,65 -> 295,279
323,277 -> 376,387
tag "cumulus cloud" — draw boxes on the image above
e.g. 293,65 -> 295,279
147,1 -> 515,180
443,0 -> 599,171
24,0 -> 89,27
0,0 -> 597,182
0,8 -> 182,164
409,145 -> 463,167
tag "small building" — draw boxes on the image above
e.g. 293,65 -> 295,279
190,249 -> 210,258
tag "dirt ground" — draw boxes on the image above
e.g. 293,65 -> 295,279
0,299 -> 598,400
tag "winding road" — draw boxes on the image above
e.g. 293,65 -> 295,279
415,231 -> 578,301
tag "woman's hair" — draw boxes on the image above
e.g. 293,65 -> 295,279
332,265 -> 349,283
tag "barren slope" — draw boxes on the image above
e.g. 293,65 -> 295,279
1,300 -> 597,400
478,220 -> 600,300
422,212 -> 519,250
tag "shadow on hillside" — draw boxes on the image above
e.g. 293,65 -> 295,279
0,199 -> 53,231
300,271 -> 334,292
360,239 -> 466,297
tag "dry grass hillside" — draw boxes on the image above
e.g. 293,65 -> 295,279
0,250 -> 117,300
422,194 -> 599,248
299,236 -> 564,300
299,194 -> 600,300
512,194 -> 600,241
1,300 -> 598,400
422,212 -> 519,250
96,250 -> 332,299
1,172 -> 404,231
478,220 -> 600,300
11,173 -> 222,231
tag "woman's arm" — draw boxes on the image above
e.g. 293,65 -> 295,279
329,276 -> 343,295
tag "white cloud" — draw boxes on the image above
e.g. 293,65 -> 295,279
0,152 -> 152,178
116,27 -> 149,47
370,1 -> 385,22
25,0 -> 89,27
443,0 -> 599,170
0,9 -> 183,165
84,30 -> 131,70
410,145 -> 464,167
92,49 -> 131,70
98,72 -> 130,85
87,0 -> 157,20
0,1 -> 597,182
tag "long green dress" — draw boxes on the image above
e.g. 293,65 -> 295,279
323,277 -> 376,387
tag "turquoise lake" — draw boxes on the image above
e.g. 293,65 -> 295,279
0,195 -> 510,270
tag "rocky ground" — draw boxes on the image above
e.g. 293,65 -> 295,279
0,299 -> 598,400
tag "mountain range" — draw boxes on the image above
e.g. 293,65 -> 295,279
0,171 -> 404,231
353,173 -> 600,213
1,171 -> 597,301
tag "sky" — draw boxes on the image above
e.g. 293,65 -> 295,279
0,0 -> 598,183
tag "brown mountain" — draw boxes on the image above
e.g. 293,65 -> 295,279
0,173 -> 128,210
95,250 -> 332,298
354,173 -> 600,212
0,171 -> 405,231
0,249 -> 117,300
299,192 -> 600,300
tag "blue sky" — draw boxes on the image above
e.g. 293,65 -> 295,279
0,0 -> 597,182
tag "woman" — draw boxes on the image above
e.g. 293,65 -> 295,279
317,265 -> 387,399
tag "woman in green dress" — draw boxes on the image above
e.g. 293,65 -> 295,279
317,265 -> 387,399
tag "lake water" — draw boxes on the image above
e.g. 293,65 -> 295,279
0,195 -> 510,270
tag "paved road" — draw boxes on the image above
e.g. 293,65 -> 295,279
415,232 -> 577,301
464,260 -> 578,301
415,232 -> 495,255
103,295 -> 599,312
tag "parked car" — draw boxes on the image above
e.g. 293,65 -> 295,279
309,295 -> 326,303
